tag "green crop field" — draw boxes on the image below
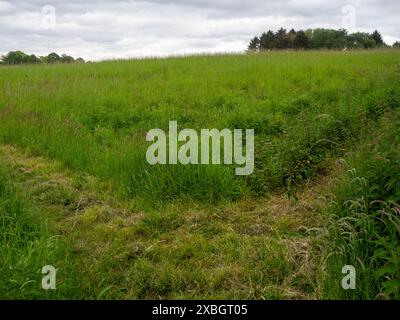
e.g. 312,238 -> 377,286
0,50 -> 399,299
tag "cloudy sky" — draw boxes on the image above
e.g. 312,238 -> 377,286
0,0 -> 399,61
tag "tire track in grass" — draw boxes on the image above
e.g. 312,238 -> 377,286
0,144 -> 334,299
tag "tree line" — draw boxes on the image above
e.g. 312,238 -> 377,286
248,28 -> 399,51
0,51 -> 85,65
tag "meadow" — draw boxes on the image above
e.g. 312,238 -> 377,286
0,50 -> 399,299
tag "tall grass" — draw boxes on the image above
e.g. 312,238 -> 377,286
0,162 -> 92,299
322,111 -> 400,299
1,51 -> 399,205
0,51 -> 399,299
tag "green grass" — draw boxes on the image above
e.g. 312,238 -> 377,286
321,112 -> 400,299
1,50 -> 399,204
0,50 -> 399,299
0,161 -> 93,299
0,146 -> 321,299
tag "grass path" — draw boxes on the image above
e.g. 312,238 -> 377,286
0,144 -> 334,299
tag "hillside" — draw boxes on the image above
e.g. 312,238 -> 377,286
0,50 -> 399,299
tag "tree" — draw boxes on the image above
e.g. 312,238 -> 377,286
309,29 -> 339,49
393,41 -> 400,49
293,30 -> 309,49
248,37 -> 260,52
259,31 -> 275,50
1,51 -> 38,64
347,32 -> 376,49
25,54 -> 41,64
1,51 -> 84,66
248,28 -> 387,52
287,29 -> 297,48
371,30 -> 384,46
2,51 -> 28,64
334,29 -> 348,49
60,54 -> 75,63
47,52 -> 61,63
274,28 -> 288,49
363,38 -> 377,49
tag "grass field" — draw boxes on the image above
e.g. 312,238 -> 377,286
0,50 -> 399,299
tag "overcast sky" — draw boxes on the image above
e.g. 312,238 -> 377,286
0,0 -> 398,61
